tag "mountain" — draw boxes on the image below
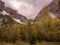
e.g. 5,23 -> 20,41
34,8 -> 52,22
1,0 -> 60,24
4,7 -> 28,23
0,13 -> 16,24
0,0 -> 28,24
0,0 -> 5,12
47,0 -> 60,18
35,0 -> 60,21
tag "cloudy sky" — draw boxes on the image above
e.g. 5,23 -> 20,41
2,0 -> 53,19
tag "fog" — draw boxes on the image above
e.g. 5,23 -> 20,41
2,0 -> 53,19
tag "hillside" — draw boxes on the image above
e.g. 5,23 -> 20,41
0,0 -> 60,45
0,13 -> 17,24
47,0 -> 60,18
0,0 -> 28,24
35,0 -> 60,21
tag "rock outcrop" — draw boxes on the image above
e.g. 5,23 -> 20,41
0,0 -> 28,24
47,0 -> 60,18
35,0 -> 60,21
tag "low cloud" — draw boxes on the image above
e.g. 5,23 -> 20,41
2,0 -> 53,19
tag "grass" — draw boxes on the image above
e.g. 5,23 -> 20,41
36,42 -> 60,45
0,41 -> 60,45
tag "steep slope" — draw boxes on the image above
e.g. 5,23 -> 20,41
0,0 -> 28,24
0,13 -> 16,24
35,0 -> 60,21
0,0 -> 4,12
34,8 -> 52,21
47,0 -> 60,18
48,0 -> 60,13
4,7 -> 28,23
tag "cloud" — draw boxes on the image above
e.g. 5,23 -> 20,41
2,0 -> 53,19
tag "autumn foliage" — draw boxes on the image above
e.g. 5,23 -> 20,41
0,9 -> 60,44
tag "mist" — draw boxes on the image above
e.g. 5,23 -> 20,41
2,0 -> 53,19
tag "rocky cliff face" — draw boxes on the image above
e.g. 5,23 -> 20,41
0,0 -> 5,12
35,0 -> 60,21
4,7 -> 28,23
48,0 -> 60,13
0,13 -> 16,24
0,0 -> 28,24
34,8 -> 51,21
47,0 -> 60,18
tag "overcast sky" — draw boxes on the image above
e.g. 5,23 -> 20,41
2,0 -> 53,19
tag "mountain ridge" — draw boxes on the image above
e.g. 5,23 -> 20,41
35,0 -> 60,21
0,0 -> 28,24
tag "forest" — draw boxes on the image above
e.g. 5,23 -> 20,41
0,8 -> 60,45
0,0 -> 60,45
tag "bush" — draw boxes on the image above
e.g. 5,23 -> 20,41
0,9 -> 60,44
